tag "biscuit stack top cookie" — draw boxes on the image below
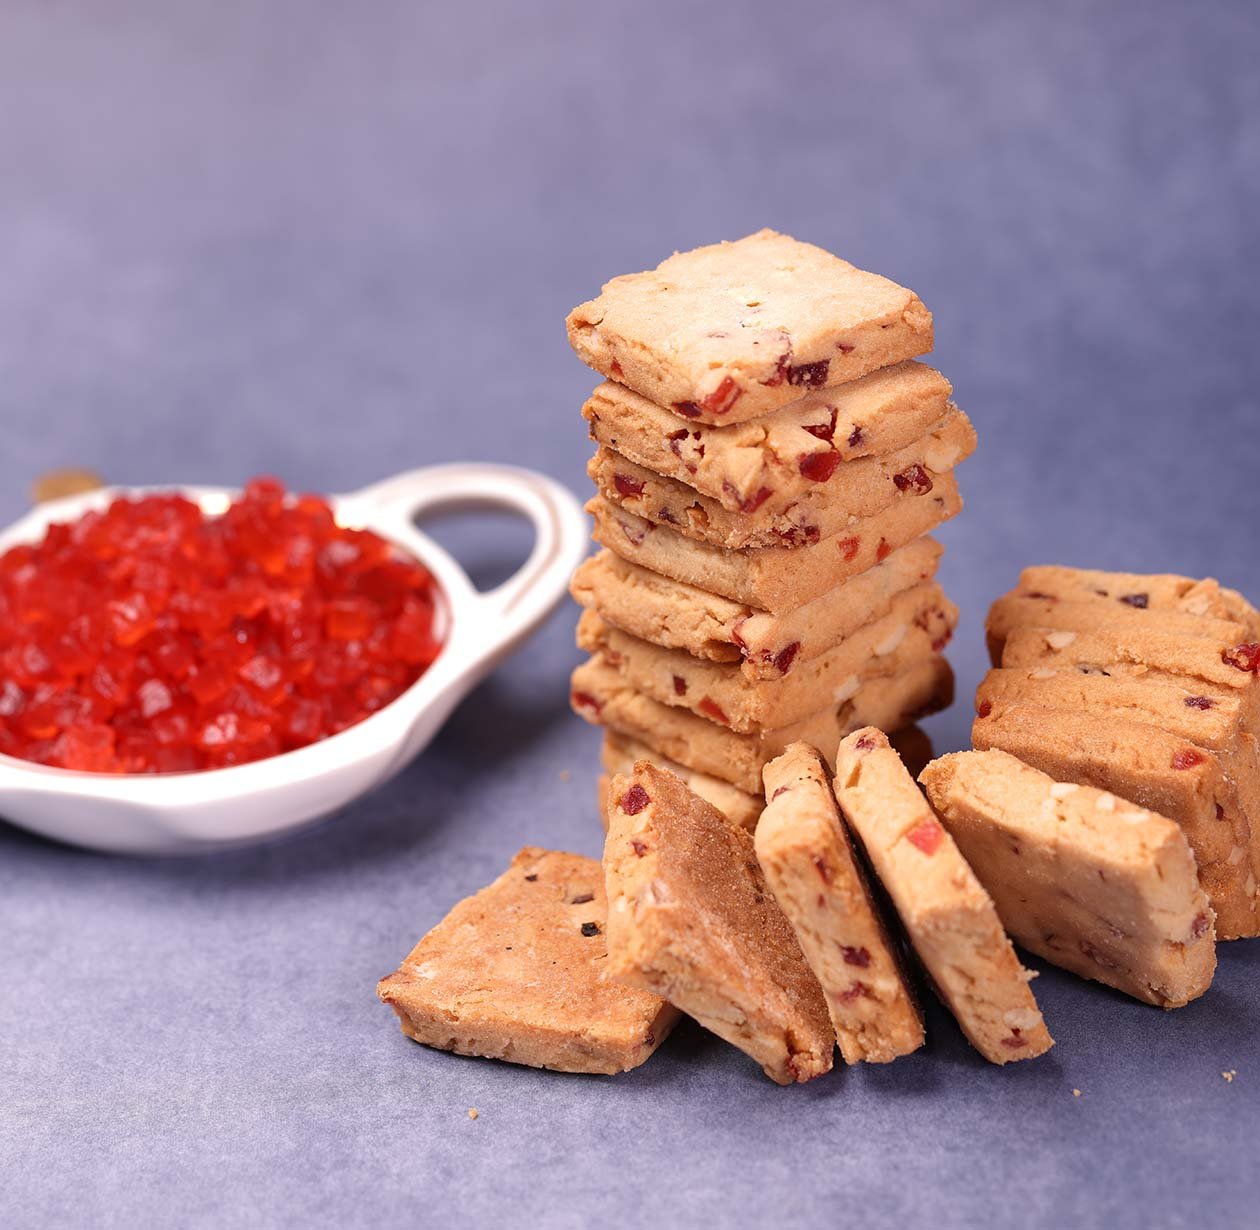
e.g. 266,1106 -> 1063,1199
567,230 -> 975,817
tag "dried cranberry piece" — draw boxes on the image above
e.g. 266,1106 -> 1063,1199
609,359 -> 624,378
837,537 -> 861,561
690,376 -> 741,417
838,981 -> 871,1002
876,538 -> 892,563
977,699 -> 993,717
799,451 -> 840,483
854,733 -> 876,751
847,424 -> 865,449
906,819 -> 944,854
671,400 -> 703,419
835,342 -> 855,354
771,784 -> 792,800
1222,642 -> 1260,673
787,360 -> 830,388
893,464 -> 934,495
773,642 -> 801,675
698,697 -> 729,725
841,946 -> 871,968
812,855 -> 832,883
762,352 -> 791,387
571,690 -> 602,716
722,481 -> 773,514
1184,696 -> 1215,710
1191,912 -> 1210,939
1024,591 -> 1058,602
1118,593 -> 1149,608
613,473 -> 644,498
1001,1030 -> 1027,1050
802,410 -> 838,441
672,674 -> 687,696
620,784 -> 650,815
629,838 -> 649,857
1171,749 -> 1205,770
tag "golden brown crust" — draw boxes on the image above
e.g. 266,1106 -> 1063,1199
603,762 -> 834,1084
376,848 -> 679,1074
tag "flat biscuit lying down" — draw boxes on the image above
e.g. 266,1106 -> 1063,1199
757,743 -> 924,1064
833,728 -> 1053,1064
377,847 -> 679,1074
920,750 -> 1216,1008
603,762 -> 834,1084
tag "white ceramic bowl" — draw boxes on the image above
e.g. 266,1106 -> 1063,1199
0,464 -> 589,855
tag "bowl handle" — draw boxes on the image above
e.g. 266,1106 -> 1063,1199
349,463 -> 589,666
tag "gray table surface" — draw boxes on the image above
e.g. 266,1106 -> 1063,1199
2,2 -> 1258,1226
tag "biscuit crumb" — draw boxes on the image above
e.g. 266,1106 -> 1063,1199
1222,1070 -> 1236,1084
468,1108 -> 479,1119
559,769 -> 572,782
1072,1088 -> 1081,1098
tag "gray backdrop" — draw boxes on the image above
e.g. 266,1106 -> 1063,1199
2,2 -> 1258,1227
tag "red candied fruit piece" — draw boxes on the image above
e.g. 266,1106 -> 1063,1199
675,376 -> 742,419
837,536 -> 861,562
893,464 -> 934,495
798,451 -> 841,483
613,473 -> 645,498
672,674 -> 687,696
571,690 -> 602,716
0,477 -> 443,774
977,699 -> 993,717
609,358 -> 624,379
906,819 -> 944,854
848,425 -> 865,448
620,784 -> 650,815
801,410 -> 838,442
1118,593 -> 1149,608
1184,696 -> 1215,710
838,981 -> 871,1003
1171,749 -> 1205,771
698,697 -> 729,726
841,946 -> 871,968
1222,642 -> 1260,673
773,642 -> 800,675
876,538 -> 892,562
787,360 -> 830,388
670,400 -> 703,419
721,481 -> 772,515
854,733 -> 876,751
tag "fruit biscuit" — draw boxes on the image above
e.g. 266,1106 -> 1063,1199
600,730 -> 763,832
976,667 -> 1260,863
570,538 -> 943,680
376,847 -> 679,1074
577,586 -> 955,734
581,360 -> 952,514
920,750 -> 1216,1009
603,762 -> 834,1084
999,624 -> 1260,735
757,743 -> 925,1064
1014,566 -> 1260,632
588,473 -> 962,614
571,654 -> 953,794
567,228 -> 933,426
833,728 -> 1053,1064
973,699 -> 1258,939
587,407 -> 975,549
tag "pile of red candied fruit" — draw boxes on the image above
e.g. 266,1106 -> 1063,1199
0,478 -> 443,774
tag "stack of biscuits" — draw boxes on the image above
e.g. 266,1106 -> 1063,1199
564,229 -> 976,825
977,564 -> 1260,940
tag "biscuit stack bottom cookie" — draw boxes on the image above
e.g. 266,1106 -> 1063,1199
565,230 -> 973,818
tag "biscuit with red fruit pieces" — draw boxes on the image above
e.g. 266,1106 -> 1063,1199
588,474 -> 962,615
581,361 -> 952,515
603,762 -> 834,1084
570,538 -> 943,680
600,730 -> 763,832
972,699 -> 1257,939
757,743 -> 925,1064
920,749 -> 1216,1008
571,653 -> 953,794
567,229 -> 933,426
577,584 -> 956,733
376,847 -> 679,1074
833,728 -> 1052,1064
587,407 -> 975,549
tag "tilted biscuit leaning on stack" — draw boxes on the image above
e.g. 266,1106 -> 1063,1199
566,230 -> 974,823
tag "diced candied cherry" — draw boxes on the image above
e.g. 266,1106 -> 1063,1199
906,819 -> 944,854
